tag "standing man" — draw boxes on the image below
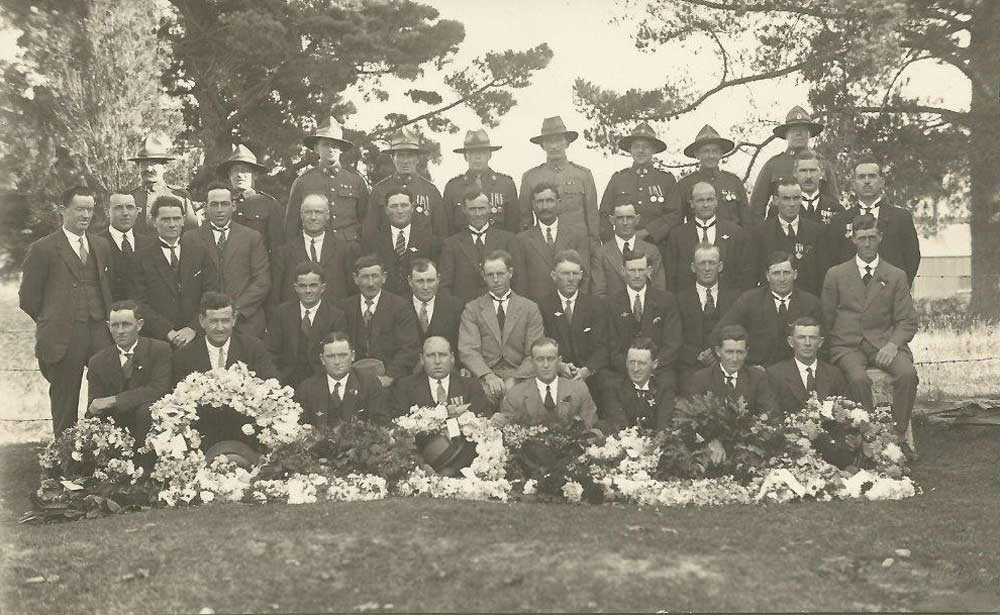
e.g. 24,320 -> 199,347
823,156 -> 921,286
129,196 -> 218,345
821,214 -> 919,447
392,336 -> 491,417
196,183 -> 271,339
677,125 -> 748,226
599,122 -> 682,242
664,182 -> 750,291
364,127 -> 448,243
442,130 -> 519,233
767,317 -> 848,416
513,183 -> 603,302
285,117 -> 369,243
748,177 -> 825,295
407,259 -> 464,354
98,191 -> 152,301
369,187 -> 436,296
127,132 -> 198,234
676,244 -> 738,378
750,106 -> 840,222
19,186 -> 114,435
458,249 -> 545,402
596,202 -> 666,298
601,337 -> 675,430
218,144 -> 284,255
795,149 -> 843,225
683,324 -> 777,415
519,116 -> 599,241
295,332 -> 388,426
439,190 -> 521,303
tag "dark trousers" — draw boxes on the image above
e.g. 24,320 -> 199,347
835,339 -> 918,437
38,320 -> 112,436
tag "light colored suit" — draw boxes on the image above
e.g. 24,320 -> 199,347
458,291 -> 544,381
195,222 -> 270,338
595,237 -> 665,299
496,377 -> 597,429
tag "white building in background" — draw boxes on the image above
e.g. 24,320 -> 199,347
912,224 -> 970,300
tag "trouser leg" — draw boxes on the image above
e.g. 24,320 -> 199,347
884,349 -> 919,437
834,349 -> 874,411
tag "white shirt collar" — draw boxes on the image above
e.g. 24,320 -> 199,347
327,372 -> 350,394
538,219 -> 558,237
859,197 -> 883,211
362,291 -> 382,312
210,223 -> 231,237
300,301 -> 321,319
626,284 -> 647,304
695,282 -> 718,305
490,290 -> 512,303
118,340 -> 138,356
62,227 -> 87,254
773,290 -> 792,304
392,224 -> 411,245
720,365 -> 738,381
694,216 -> 717,227
615,233 -> 637,254
469,223 -> 490,235
428,374 -> 452,404
557,290 -> 579,305
206,337 -> 231,368
794,357 -> 818,388
801,190 -> 821,201
413,294 -> 435,310
536,377 -> 558,401
303,231 -> 325,245
107,226 -> 135,250
633,378 -> 651,391
856,254 -> 880,275
778,216 -> 800,231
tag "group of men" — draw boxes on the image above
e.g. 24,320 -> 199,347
18,104 -> 921,459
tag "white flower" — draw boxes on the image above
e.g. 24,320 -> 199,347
562,481 -> 584,502
200,490 -> 215,503
881,443 -> 904,464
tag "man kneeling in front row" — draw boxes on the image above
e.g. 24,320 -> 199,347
766,316 -> 848,416
295,332 -> 388,426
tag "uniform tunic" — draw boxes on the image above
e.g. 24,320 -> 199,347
442,168 -> 519,233
232,189 -> 284,254
284,165 -> 369,243
599,163 -> 683,243
129,182 -> 198,234
749,151 -> 840,222
676,167 -> 750,227
519,159 -> 599,240
363,172 -> 447,243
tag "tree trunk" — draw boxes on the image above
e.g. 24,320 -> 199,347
967,2 -> 1000,317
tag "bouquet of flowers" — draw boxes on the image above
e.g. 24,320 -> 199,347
501,417 -> 605,503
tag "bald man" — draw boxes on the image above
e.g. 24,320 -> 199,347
392,336 -> 491,417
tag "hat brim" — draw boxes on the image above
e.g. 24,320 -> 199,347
217,160 -> 267,175
128,155 -> 175,163
773,122 -> 824,139
454,145 -> 502,154
304,135 -> 355,151
529,130 -> 579,145
683,137 -> 736,159
619,135 -> 667,154
383,144 -> 425,154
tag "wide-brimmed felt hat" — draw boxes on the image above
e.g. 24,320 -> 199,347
204,440 -> 260,470
683,124 -> 736,159
454,129 -> 502,153
773,105 -> 824,138
529,115 -> 579,145
619,121 -> 666,154
304,116 -> 355,151
217,144 -> 267,175
383,127 -> 424,153
129,132 -> 176,162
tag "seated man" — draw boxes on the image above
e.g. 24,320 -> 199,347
683,324 -> 776,415
494,337 -> 598,429
601,337 -> 675,431
458,249 -> 544,402
407,258 -> 464,354
266,261 -> 347,388
676,244 -> 738,378
392,336 -> 490,417
86,300 -> 172,442
767,317 -> 848,415
295,332 -> 387,426
821,213 -> 918,448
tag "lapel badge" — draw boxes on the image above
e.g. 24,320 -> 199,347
844,222 -> 852,238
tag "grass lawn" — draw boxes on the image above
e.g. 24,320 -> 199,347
2,422 -> 999,613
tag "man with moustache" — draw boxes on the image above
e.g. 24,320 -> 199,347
295,332 -> 388,426
369,187 -> 437,296
392,336 -> 490,417
219,144 -> 284,254
676,244 -> 738,378
97,191 -> 153,301
127,132 -> 198,233
442,130 -> 519,232
595,202 -> 666,298
748,177 -> 825,295
677,125 -> 749,226
794,149 -> 843,225
407,258 -> 464,353
767,317 -> 849,416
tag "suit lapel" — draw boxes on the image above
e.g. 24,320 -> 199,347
150,243 -> 180,297
603,243 -> 626,283
501,296 -> 524,344
56,232 -> 83,280
480,298 -> 502,343
785,363 -> 809,404
340,373 -> 360,419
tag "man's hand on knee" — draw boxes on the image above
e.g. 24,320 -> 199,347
875,342 -> 898,369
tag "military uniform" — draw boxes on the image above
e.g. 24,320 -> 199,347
599,163 -> 683,243
677,167 -> 750,227
363,172 -> 447,243
129,182 -> 198,234
749,151 -> 840,222
285,164 -> 369,243
233,189 -> 284,254
519,160 -> 599,240
442,169 -> 519,233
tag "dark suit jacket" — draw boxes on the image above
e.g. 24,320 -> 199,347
368,223 -> 437,296
294,368 -> 388,425
341,291 -> 421,379
595,238 -> 666,299
607,286 -> 682,376
799,193 -> 844,226
601,374 -> 676,431
87,336 -> 172,423
265,300 -> 347,387
270,232 -> 358,307
512,226 -> 604,302
194,222 -> 270,337
715,287 -> 822,367
439,226 -> 521,304
677,285 -> 738,373
748,216 -> 825,295
683,364 -> 777,416
766,358 -> 848,416
406,291 -> 464,355
130,233 -> 219,341
171,332 -> 278,384
824,204 -> 921,285
96,229 -> 154,301
391,370 -> 490,418
664,219 -> 751,292
538,291 -> 609,374
19,230 -> 115,364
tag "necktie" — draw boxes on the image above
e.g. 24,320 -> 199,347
332,381 -> 342,402
777,297 -> 788,318
78,237 -> 88,264
363,299 -> 374,326
863,265 -> 873,285
436,379 -> 447,404
786,223 -> 796,242
310,238 -> 319,263
632,292 -> 643,322
474,173 -> 483,190
802,196 -> 817,214
161,241 -> 178,269
564,299 -> 573,323
301,308 -> 312,338
725,375 -> 736,390
696,220 -> 715,242
122,235 -> 133,256
545,226 -> 554,246
394,229 -> 406,257
704,287 -> 715,315
216,227 -> 227,251
121,351 -> 134,380
217,345 -> 225,369
543,385 -> 556,411
622,240 -> 632,261
494,296 -> 506,332
806,366 -> 816,392
418,301 -> 430,332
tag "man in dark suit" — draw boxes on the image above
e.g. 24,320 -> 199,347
130,195 -> 218,346
767,317 -> 848,416
406,258 -> 464,354
748,178 -> 825,295
794,149 -> 843,226
266,261 -> 347,388
295,331 -> 388,426
195,183 -> 271,339
368,187 -> 437,296
342,255 -> 421,387
683,324 -> 777,415
664,181 -> 750,292
19,186 -> 115,435
270,192 -> 358,307
822,214 -> 919,445
85,300 -> 172,441
97,192 -> 153,301
512,182 -> 604,302
538,250 -> 608,399
596,202 -> 666,299
677,244 -> 738,377
392,336 -> 490,417
601,337 -> 675,430
439,189 -> 521,304
716,251 -> 823,368
823,157 -> 921,286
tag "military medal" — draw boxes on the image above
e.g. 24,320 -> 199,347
844,222 -> 852,238
794,243 -> 804,259
649,185 -> 664,204
821,209 -> 833,224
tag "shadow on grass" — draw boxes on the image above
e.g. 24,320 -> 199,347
2,424 -> 1000,613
